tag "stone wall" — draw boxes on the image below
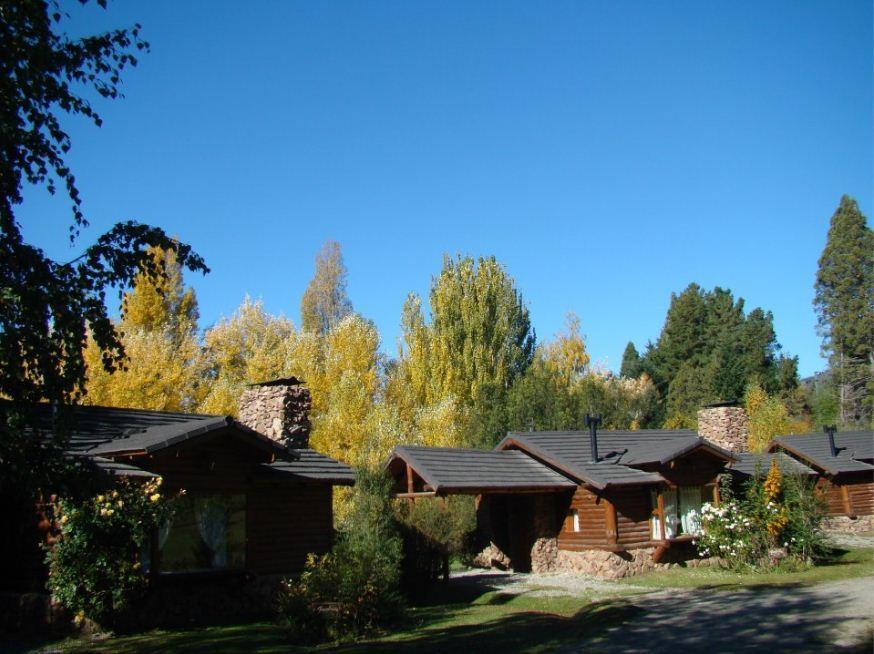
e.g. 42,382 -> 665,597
237,379 -> 311,448
697,405 -> 749,453
823,515 -> 874,534
554,547 -> 721,579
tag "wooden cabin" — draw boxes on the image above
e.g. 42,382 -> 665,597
763,430 -> 873,522
3,380 -> 354,594
385,427 -> 735,576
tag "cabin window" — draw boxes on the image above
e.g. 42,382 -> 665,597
564,508 -> 580,532
651,487 -> 703,539
157,494 -> 246,574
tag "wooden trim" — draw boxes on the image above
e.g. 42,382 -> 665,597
394,491 -> 437,499
652,542 -> 670,563
656,491 -> 666,541
604,498 -> 618,544
713,483 -> 721,505
840,485 -> 856,518
406,463 -> 414,494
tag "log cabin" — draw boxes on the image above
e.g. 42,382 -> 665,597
753,429 -> 873,530
3,378 -> 354,595
385,414 -> 737,578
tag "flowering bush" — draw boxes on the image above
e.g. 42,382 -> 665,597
696,462 -> 827,570
46,477 -> 176,626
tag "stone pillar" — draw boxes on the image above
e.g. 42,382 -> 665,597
697,403 -> 749,453
237,377 -> 311,448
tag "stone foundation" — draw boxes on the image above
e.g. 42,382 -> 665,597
697,405 -> 749,453
472,542 -> 512,570
238,378 -> 311,448
823,515 -> 874,534
554,548 -> 721,579
530,537 -> 558,573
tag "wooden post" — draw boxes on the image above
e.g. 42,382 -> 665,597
840,485 -> 856,518
604,498 -> 618,544
657,490 -> 667,541
406,464 -> 414,504
712,483 -> 721,506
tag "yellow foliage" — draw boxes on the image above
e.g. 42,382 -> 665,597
745,382 -> 792,452
541,312 -> 590,381
763,459 -> 782,502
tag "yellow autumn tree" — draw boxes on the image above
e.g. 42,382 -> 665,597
83,246 -> 205,411
198,297 -> 296,415
745,382 -> 792,452
308,314 -> 381,465
540,312 -> 591,382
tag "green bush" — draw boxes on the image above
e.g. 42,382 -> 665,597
697,463 -> 827,570
277,469 -> 405,642
394,495 -> 476,597
45,477 -> 175,626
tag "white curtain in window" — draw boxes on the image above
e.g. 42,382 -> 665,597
195,497 -> 228,568
650,489 -> 679,540
680,486 -> 703,535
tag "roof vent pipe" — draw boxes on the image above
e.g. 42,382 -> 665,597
585,414 -> 601,462
823,425 -> 838,458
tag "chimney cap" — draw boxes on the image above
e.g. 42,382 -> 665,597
701,400 -> 741,409
247,376 -> 306,388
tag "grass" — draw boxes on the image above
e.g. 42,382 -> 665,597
622,546 -> 874,590
22,547 -> 874,654
28,590 -> 638,654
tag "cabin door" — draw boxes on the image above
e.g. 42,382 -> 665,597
506,496 -> 534,572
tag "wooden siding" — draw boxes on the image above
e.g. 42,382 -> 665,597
818,475 -> 874,517
557,486 -> 609,550
612,486 -> 654,548
647,449 -> 726,488
247,483 -> 334,574
138,435 -> 335,576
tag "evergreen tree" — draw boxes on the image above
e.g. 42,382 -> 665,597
300,240 -> 353,334
620,342 -> 642,378
813,195 -> 874,426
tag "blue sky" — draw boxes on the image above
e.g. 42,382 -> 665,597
19,1 -> 873,377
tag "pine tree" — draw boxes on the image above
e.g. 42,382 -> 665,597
300,240 -> 353,334
620,342 -> 642,378
813,195 -> 874,426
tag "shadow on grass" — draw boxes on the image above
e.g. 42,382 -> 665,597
326,600 -> 639,654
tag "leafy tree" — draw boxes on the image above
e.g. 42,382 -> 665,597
198,297 -> 295,414
0,2 -> 206,492
642,283 -> 785,426
400,255 -> 535,409
620,341 -> 642,378
83,247 -> 205,411
813,195 -> 874,426
300,240 -> 353,335
745,382 -> 791,452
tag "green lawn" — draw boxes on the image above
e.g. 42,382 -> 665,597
22,548 -> 874,654
622,546 -> 874,590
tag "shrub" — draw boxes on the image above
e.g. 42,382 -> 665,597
277,468 -> 405,642
45,477 -> 175,627
394,495 -> 476,597
697,462 -> 827,570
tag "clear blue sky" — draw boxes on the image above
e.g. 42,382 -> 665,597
19,1 -> 873,378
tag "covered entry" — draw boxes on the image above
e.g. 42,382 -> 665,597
385,446 -> 576,572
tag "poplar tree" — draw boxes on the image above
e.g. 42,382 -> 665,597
300,240 -> 353,334
813,195 -> 874,426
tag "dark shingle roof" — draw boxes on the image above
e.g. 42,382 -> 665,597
730,452 -> 818,478
497,430 -> 734,489
16,403 -> 352,483
771,430 -> 874,476
262,449 -> 356,485
387,446 -> 578,494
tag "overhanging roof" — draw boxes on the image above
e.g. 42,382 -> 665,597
386,445 -> 578,494
729,452 -> 818,478
770,430 -> 874,476
261,449 -> 356,485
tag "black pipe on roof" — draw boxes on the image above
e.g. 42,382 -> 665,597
823,425 -> 838,457
585,414 -> 601,462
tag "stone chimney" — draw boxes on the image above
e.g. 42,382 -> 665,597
697,401 -> 749,453
237,377 -> 311,448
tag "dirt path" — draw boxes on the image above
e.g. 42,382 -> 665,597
571,575 -> 874,653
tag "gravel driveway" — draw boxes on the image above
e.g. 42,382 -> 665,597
451,568 -> 873,653
570,575 -> 874,653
